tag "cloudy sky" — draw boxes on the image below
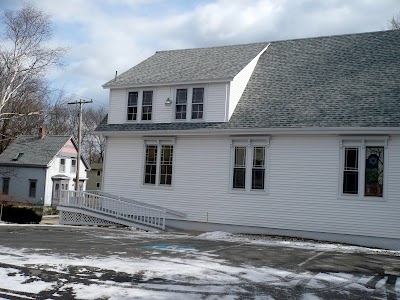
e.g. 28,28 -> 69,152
1,0 -> 399,106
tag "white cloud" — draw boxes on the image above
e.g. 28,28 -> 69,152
15,0 -> 399,104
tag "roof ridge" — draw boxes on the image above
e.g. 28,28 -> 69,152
155,41 -> 269,53
154,30 -> 396,54
269,29 -> 397,44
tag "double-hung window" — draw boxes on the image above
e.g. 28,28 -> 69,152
175,89 -> 187,120
231,138 -> 269,192
60,158 -> 65,173
175,87 -> 204,121
127,90 -> 153,122
127,92 -> 138,121
142,91 -> 153,121
143,138 -> 175,187
191,88 -> 204,120
340,137 -> 387,199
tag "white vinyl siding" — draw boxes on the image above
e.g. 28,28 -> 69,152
108,89 -> 126,124
154,86 -> 172,123
228,44 -> 269,120
103,135 -> 400,240
206,83 -> 227,122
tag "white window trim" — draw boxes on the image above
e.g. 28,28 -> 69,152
173,85 -> 207,122
229,137 -> 270,193
126,89 -> 155,123
141,137 -> 175,189
338,136 -> 389,201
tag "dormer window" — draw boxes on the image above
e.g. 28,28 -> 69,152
175,87 -> 204,121
127,90 -> 153,122
127,92 -> 138,121
141,91 -> 153,121
175,89 -> 187,120
191,88 -> 204,119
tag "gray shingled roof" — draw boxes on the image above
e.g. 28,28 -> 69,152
0,135 -> 71,167
230,30 -> 400,128
103,42 -> 269,87
97,30 -> 400,132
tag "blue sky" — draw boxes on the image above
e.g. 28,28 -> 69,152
1,0 -> 399,106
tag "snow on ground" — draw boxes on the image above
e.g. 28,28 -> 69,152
197,231 -> 400,255
0,267 -> 54,294
0,227 -> 398,298
0,243 -> 392,299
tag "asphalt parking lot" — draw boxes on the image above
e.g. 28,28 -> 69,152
0,225 -> 399,299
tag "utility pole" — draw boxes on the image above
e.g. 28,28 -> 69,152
68,99 -> 93,191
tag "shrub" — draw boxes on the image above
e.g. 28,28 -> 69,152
0,205 -> 42,224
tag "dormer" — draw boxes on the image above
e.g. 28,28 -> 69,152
103,42 -> 270,125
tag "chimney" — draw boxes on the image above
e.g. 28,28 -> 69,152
39,127 -> 46,139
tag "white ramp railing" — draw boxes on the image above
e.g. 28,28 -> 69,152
58,190 -> 166,229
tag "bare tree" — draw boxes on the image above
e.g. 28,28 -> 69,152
0,77 -> 47,152
82,106 -> 106,163
44,97 -> 106,164
0,3 -> 66,122
44,91 -> 76,136
388,13 -> 400,30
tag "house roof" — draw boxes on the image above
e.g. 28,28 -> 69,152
0,135 -> 72,167
97,30 -> 400,132
103,42 -> 269,88
230,30 -> 400,129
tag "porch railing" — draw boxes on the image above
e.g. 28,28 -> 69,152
58,190 -> 166,229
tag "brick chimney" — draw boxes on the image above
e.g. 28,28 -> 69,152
39,127 -> 46,139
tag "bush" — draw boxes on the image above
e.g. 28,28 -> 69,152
0,205 -> 42,224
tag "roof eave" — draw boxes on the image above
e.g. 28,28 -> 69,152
94,126 -> 400,137
0,163 -> 47,168
102,78 -> 233,89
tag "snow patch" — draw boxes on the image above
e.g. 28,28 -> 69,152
0,267 -> 54,294
197,231 -> 232,239
300,293 -> 322,300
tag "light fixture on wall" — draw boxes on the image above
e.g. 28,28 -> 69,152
165,98 -> 172,106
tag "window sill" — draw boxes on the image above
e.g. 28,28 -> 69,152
142,184 -> 174,190
229,189 -> 268,195
173,119 -> 205,123
337,195 -> 386,202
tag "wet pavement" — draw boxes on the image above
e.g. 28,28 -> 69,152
0,225 -> 399,299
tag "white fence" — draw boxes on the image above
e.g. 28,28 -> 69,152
58,190 -> 166,229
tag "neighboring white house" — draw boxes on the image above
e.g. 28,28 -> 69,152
95,30 -> 400,250
0,129 -> 89,206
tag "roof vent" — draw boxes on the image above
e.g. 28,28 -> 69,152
13,153 -> 24,161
